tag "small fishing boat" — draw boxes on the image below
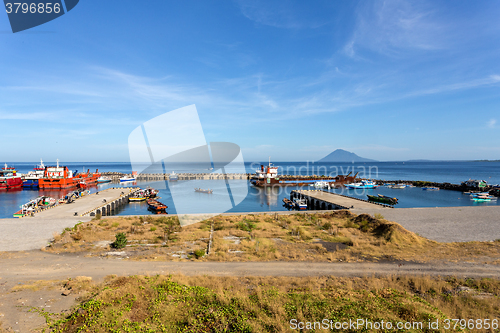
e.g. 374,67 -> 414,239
169,171 -> 178,181
367,194 -> 398,205
345,180 -> 379,189
422,187 -> 439,191
391,184 -> 407,189
147,198 -> 168,214
120,175 -> 137,182
195,188 -> 213,194
313,181 -> 330,188
293,198 -> 307,210
471,194 -> 497,202
97,176 -> 112,183
13,196 -> 57,217
129,188 -> 159,201
282,198 -> 296,209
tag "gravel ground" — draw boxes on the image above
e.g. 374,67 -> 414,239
352,206 -> 500,242
1,205 -> 499,252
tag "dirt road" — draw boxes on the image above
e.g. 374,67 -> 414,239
2,251 -> 499,282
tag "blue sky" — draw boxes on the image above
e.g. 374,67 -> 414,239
1,0 -> 499,162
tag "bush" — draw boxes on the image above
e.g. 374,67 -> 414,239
193,249 -> 205,259
111,232 -> 127,249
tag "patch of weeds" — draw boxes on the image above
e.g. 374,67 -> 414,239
194,249 -> 205,259
111,232 -> 127,249
238,220 -> 257,232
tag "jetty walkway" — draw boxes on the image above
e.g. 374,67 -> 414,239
291,190 -> 392,210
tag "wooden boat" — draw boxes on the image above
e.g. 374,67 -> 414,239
367,194 -> 398,205
147,198 -> 168,214
282,197 -> 296,209
195,188 -> 213,194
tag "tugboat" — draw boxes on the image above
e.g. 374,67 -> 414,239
0,164 -> 23,190
38,160 -> 100,189
22,159 -> 45,188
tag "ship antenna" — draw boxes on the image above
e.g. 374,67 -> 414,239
56,159 -> 59,168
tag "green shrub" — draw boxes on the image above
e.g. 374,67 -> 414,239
111,232 -> 127,249
194,249 -> 205,259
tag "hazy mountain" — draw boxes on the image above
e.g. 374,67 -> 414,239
318,149 -> 377,162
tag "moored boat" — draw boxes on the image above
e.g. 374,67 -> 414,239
345,180 -> 379,189
0,164 -> 23,190
128,188 -> 159,202
471,194 -> 497,202
195,188 -> 213,194
422,187 -> 439,191
97,176 -> 112,183
120,172 -> 137,183
293,198 -> 307,210
367,194 -> 398,205
22,159 -> 45,188
13,195 -> 57,217
147,198 -> 168,214
38,160 -> 100,189
169,171 -> 178,181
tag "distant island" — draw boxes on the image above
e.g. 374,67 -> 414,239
318,149 -> 377,162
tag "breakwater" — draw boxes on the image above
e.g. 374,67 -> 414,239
99,172 -> 500,197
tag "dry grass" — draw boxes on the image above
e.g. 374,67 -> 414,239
10,279 -> 61,292
43,212 -> 500,264
30,273 -> 500,333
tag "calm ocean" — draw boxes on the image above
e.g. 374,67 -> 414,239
1,161 -> 499,218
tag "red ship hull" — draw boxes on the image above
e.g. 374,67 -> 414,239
39,173 -> 100,189
0,177 -> 23,190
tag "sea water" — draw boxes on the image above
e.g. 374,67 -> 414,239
0,161 -> 499,218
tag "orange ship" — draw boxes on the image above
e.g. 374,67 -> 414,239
38,160 -> 100,189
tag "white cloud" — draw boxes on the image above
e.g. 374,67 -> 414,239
487,119 -> 497,128
236,0 -> 329,29
346,0 -> 447,57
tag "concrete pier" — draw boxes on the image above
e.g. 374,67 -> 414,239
21,187 -> 141,218
291,190 -> 392,210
